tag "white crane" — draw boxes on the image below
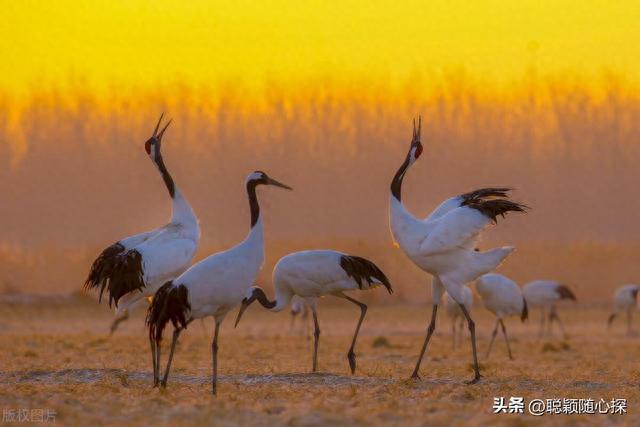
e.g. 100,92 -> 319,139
84,114 -> 200,334
146,171 -> 291,395
608,284 -> 639,335
234,249 -> 393,374
388,117 -> 526,383
475,273 -> 528,360
522,280 -> 576,339
444,285 -> 473,349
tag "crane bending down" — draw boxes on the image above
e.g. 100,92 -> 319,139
475,273 -> 528,360
388,117 -> 527,383
522,280 -> 576,339
235,249 -> 392,374
84,114 -> 200,334
146,171 -> 291,395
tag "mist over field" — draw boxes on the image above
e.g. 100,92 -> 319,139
0,74 -> 639,300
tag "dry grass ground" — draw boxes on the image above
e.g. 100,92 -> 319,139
0,295 -> 638,426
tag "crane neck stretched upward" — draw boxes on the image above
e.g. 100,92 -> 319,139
152,148 -> 198,231
390,155 -> 412,202
153,151 -> 175,199
170,190 -> 198,230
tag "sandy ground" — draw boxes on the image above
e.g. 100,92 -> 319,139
0,295 -> 638,426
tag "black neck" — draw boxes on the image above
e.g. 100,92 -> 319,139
246,181 -> 260,227
390,155 -> 410,201
155,153 -> 175,198
253,288 -> 276,309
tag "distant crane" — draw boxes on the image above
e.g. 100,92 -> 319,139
235,249 -> 392,374
444,285 -> 473,349
388,117 -> 526,383
146,171 -> 291,395
84,114 -> 200,335
522,280 -> 576,339
608,284 -> 639,335
475,273 -> 528,360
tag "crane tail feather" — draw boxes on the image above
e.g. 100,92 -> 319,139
340,255 -> 393,294
521,297 -> 529,322
556,285 -> 576,301
84,243 -> 145,307
146,281 -> 191,343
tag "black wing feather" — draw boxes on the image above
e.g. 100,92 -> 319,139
84,243 -> 146,307
340,255 -> 393,294
146,281 -> 191,342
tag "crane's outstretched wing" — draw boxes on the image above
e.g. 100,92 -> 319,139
424,188 -> 511,223
420,199 -> 525,255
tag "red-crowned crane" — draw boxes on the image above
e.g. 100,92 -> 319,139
146,171 -> 291,395
475,273 -> 528,360
388,117 -> 526,383
522,280 -> 576,339
84,114 -> 199,335
234,249 -> 392,374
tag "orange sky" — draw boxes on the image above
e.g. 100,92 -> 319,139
2,0 -> 640,98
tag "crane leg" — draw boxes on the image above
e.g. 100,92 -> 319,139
485,319 -> 499,359
410,304 -> 438,379
451,317 -> 457,350
607,313 -> 617,330
150,336 -> 159,387
547,307 -> 555,336
342,294 -> 367,375
459,303 -> 481,384
550,306 -> 567,339
155,338 -> 161,388
160,327 -> 182,388
211,319 -> 221,395
499,319 -> 513,360
110,309 -> 129,335
626,310 -> 633,336
303,306 -> 312,340
311,306 -> 321,372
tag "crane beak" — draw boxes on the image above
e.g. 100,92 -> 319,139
152,112 -> 164,138
234,299 -> 251,328
157,118 -> 172,141
266,177 -> 292,190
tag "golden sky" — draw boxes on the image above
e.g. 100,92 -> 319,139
2,0 -> 639,96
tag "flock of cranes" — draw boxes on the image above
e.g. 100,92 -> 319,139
84,114 -> 639,395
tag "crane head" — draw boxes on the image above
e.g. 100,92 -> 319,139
245,171 -> 293,191
408,115 -> 423,164
145,113 -> 172,160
